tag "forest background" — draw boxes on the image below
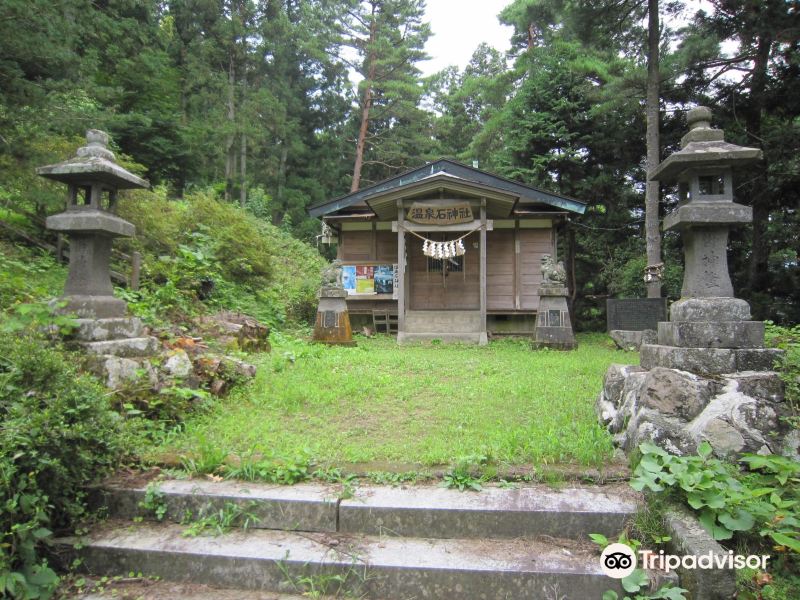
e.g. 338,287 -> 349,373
1,0 -> 797,328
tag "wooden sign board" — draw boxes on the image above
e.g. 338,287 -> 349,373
407,202 -> 473,225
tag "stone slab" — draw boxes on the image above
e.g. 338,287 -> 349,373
607,298 -> 667,331
668,297 -> 751,322
96,480 -> 339,533
83,336 -> 160,358
640,344 -> 782,374
663,505 -> 737,600
57,521 -> 630,598
664,201 -> 752,231
46,210 -> 135,237
74,317 -> 145,341
339,483 -> 639,540
57,295 -> 128,319
397,332 -> 486,345
657,320 -> 764,349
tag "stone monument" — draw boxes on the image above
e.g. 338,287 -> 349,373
596,107 -> 795,459
38,130 -> 159,383
533,254 -> 576,350
312,260 -> 355,346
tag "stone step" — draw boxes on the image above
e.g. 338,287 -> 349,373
82,336 -> 160,358
403,310 -> 482,333
74,317 -> 145,341
56,521 -> 636,599
397,332 -> 487,344
95,479 -> 640,540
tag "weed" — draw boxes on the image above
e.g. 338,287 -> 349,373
442,455 -> 487,492
631,442 -> 800,552
137,482 -> 168,522
181,501 -> 260,537
275,552 -> 370,598
602,570 -> 687,599
366,471 -> 420,486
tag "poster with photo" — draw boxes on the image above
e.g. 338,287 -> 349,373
342,265 -> 356,293
374,265 -> 393,294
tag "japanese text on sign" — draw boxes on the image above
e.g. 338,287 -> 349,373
407,202 -> 473,225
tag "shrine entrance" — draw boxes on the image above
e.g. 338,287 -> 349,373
409,231 -> 480,310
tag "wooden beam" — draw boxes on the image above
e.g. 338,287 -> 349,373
480,199 -> 487,341
397,202 -> 406,334
514,219 -> 521,310
391,220 -> 493,233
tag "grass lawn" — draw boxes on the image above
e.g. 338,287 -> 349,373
155,333 -> 638,469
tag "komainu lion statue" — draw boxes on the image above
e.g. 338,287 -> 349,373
541,254 -> 567,286
321,259 -> 343,289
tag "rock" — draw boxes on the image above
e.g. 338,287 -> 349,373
695,418 -> 746,457
724,371 -> 785,402
609,330 -> 657,351
781,430 -> 800,462
685,380 -> 786,458
196,311 -> 271,352
90,355 -> 157,390
163,349 -> 193,378
220,356 -> 257,379
638,367 -> 718,421
624,409 -> 697,456
612,370 -> 648,433
596,364 -> 645,431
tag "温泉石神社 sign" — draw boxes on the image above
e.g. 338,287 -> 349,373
407,202 -> 473,225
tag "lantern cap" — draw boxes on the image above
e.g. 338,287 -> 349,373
649,106 -> 762,184
36,129 -> 149,190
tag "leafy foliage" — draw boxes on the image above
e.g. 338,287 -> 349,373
632,442 -> 800,553
0,334 -> 125,598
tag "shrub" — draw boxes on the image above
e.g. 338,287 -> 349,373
116,188 -> 325,328
0,333 -> 126,598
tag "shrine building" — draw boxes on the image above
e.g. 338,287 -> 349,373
308,159 -> 586,344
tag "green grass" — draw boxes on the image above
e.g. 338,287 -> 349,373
154,333 -> 637,468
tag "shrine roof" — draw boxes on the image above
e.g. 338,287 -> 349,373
308,159 -> 586,218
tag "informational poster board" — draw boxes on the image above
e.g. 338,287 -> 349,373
355,265 -> 375,294
342,264 -> 395,296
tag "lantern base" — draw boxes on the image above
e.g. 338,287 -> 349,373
54,294 -> 128,319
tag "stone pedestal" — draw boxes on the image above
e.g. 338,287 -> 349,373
312,288 -> 355,346
597,107 -> 793,460
533,285 -> 576,350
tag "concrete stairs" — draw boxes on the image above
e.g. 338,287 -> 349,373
400,310 -> 486,344
57,478 -> 675,599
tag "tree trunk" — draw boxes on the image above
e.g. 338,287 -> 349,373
225,52 -> 236,202
240,132 -> 247,207
273,143 -> 288,225
645,0 -> 662,298
350,7 -> 377,193
745,32 -> 773,302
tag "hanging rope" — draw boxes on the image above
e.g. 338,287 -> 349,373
399,224 -> 483,259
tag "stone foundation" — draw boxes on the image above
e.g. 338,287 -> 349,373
597,365 -> 796,460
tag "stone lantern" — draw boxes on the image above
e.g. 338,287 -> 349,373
37,129 -> 148,318
641,107 -> 780,374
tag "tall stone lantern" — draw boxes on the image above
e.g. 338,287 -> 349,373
641,107 -> 780,374
37,129 -> 148,318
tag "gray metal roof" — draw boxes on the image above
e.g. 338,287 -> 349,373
308,159 -> 587,217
